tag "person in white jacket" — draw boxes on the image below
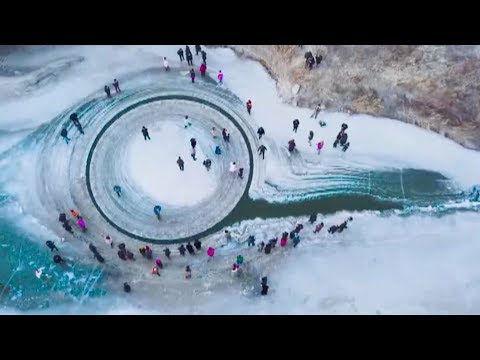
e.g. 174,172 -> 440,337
163,57 -> 170,71
229,161 -> 237,174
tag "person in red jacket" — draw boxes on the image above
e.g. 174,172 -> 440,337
246,100 -> 252,114
199,62 -> 207,77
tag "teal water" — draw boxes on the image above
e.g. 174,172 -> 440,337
0,197 -> 106,312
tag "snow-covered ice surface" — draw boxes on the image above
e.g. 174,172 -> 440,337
0,45 -> 479,314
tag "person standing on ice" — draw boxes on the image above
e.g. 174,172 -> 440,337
257,126 -> 265,139
203,158 -> 212,170
163,57 -> 170,71
201,50 -> 207,64
280,232 -> 288,247
185,265 -> 192,279
186,52 -> 193,66
104,85 -> 111,98
178,244 -> 186,256
311,104 -> 322,119
207,247 -> 215,261
247,235 -> 255,247
190,68 -> 196,83
60,128 -> 70,144
222,128 -> 230,142
199,62 -> 207,77
186,242 -> 195,255
177,156 -> 185,171
186,46 -> 193,66
293,233 -> 301,248
113,79 -> 121,93
288,139 -> 296,152
308,130 -> 314,146
70,113 -> 84,135
177,48 -> 184,62
217,70 -> 223,84
215,145 -> 222,155
105,235 -> 113,248
141,126 -> 150,140
317,140 -> 324,155
238,167 -> 244,179
191,147 -> 197,161
77,217 -> 86,232
190,137 -> 197,149
309,213 -> 317,224
185,45 -> 192,58
229,161 -> 237,174
194,239 -> 202,250
195,45 -> 202,55
314,222 -> 324,233
293,119 -> 300,133
163,247 -> 171,259
246,100 -> 252,114
184,115 -> 192,128
258,144 -> 267,159
211,127 -> 218,138
153,205 -> 162,221
113,185 -> 122,197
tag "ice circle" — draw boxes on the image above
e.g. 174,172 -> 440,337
87,94 -> 254,242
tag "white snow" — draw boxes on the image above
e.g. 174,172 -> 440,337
127,122 -> 217,207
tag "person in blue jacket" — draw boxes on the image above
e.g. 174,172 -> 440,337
113,185 -> 122,197
154,205 -> 162,220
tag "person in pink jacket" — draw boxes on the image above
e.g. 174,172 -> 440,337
77,217 -> 86,231
199,62 -> 207,76
217,70 -> 223,84
317,140 -> 324,155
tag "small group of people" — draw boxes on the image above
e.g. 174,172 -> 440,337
177,45 -> 204,66
328,217 -> 354,234
304,51 -> 323,70
177,239 -> 202,256
117,242 -> 135,261
104,78 -> 121,98
58,209 -> 86,234
139,246 -> 153,259
256,223 -> 303,255
229,161 -> 244,179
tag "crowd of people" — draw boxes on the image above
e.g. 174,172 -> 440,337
51,45 -> 359,299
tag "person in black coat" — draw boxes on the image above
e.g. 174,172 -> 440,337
186,52 -> 193,66
190,138 -> 197,149
194,239 -> 202,250
186,242 -> 195,255
195,45 -> 202,55
309,213 -> 317,224
258,145 -> 267,160
293,119 -> 300,133
104,85 -> 111,98
60,128 -> 70,144
141,126 -> 150,141
178,244 -> 186,256
201,50 -> 207,64
257,127 -> 265,139
177,48 -> 184,61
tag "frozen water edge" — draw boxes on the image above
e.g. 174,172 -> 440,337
0,45 -> 480,314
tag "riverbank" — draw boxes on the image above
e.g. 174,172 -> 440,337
219,45 -> 480,151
